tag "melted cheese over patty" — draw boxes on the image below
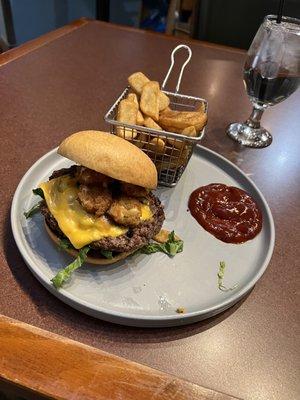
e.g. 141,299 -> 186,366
40,175 -> 152,249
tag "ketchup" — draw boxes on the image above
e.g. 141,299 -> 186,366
188,183 -> 262,244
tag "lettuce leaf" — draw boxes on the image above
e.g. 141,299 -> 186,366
141,231 -> 183,257
100,249 -> 113,259
24,188 -> 45,219
217,261 -> 238,292
24,200 -> 43,219
32,188 -> 44,199
58,238 -> 72,250
51,246 -> 90,289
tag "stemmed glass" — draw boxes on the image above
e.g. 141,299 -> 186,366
227,15 -> 300,148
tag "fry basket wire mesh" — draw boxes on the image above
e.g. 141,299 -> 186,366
104,45 -> 208,187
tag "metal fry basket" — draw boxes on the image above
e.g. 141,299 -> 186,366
104,45 -> 208,187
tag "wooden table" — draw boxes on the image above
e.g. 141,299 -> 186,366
0,19 -> 299,400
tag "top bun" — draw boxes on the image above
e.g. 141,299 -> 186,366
58,131 -> 157,189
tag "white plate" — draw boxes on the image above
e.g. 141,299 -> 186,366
11,146 -> 275,327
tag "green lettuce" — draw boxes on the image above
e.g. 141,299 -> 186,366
24,188 -> 45,219
100,250 -> 113,259
141,231 -> 183,257
51,246 -> 90,289
32,188 -> 44,199
217,261 -> 238,292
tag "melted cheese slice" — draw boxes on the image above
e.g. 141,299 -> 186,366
40,175 -> 152,249
141,203 -> 152,220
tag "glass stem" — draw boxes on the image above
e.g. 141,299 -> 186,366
245,106 -> 265,129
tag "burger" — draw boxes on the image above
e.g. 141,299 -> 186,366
29,130 -> 166,287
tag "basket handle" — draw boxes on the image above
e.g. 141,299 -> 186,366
161,44 -> 192,93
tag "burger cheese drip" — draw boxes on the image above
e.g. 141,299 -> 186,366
188,183 -> 262,244
40,174 -> 152,249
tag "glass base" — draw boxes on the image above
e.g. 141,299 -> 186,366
226,123 -> 272,148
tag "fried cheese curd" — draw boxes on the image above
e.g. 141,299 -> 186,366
78,185 -> 112,217
76,166 -> 149,227
107,196 -> 142,227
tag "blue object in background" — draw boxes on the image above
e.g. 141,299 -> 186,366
9,0 -> 96,45
140,0 -> 168,32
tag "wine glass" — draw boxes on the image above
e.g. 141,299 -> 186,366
227,15 -> 300,148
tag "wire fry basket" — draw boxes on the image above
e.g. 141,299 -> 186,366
104,45 -> 208,187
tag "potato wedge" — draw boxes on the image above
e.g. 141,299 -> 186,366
116,99 -> 138,139
194,114 -> 207,131
157,144 -> 190,170
161,106 -> 172,113
182,125 -> 197,137
128,72 -> 149,95
144,116 -> 162,130
127,92 -> 139,106
127,93 -> 145,125
133,133 -> 148,148
136,110 -> 144,125
148,137 -> 166,154
158,91 -> 170,111
197,102 -> 206,113
160,107 -> 172,116
167,137 -> 185,150
140,81 -> 159,121
159,109 -> 207,130
161,124 -> 198,137
160,124 -> 182,134
166,125 -> 197,149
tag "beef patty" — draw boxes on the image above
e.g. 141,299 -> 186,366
41,166 -> 165,253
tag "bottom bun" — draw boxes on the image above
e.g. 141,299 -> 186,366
45,222 -> 134,265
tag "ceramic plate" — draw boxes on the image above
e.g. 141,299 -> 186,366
11,146 -> 275,327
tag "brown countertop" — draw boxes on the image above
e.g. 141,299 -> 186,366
0,19 -> 299,400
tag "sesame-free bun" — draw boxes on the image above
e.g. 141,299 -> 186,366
58,130 -> 157,189
45,223 -> 133,265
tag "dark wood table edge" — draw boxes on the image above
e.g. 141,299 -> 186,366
0,18 -> 245,68
0,315 -> 241,400
93,20 -> 246,54
0,18 -> 90,67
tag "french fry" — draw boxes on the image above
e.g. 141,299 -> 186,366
116,99 -> 138,139
158,91 -> 170,111
133,133 -> 148,148
197,102 -> 206,113
194,114 -> 207,131
148,137 -> 165,154
144,116 -> 162,130
182,125 -> 197,137
166,127 -> 197,150
140,81 -> 159,121
167,137 -> 185,150
136,110 -> 144,125
127,92 -> 139,106
159,109 -> 207,130
160,107 -> 172,116
160,124 -> 182,134
161,124 -> 198,137
128,72 -> 149,95
127,93 -> 145,125
157,145 -> 189,170
134,132 -> 148,149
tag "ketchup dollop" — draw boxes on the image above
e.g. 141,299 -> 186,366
188,183 -> 262,244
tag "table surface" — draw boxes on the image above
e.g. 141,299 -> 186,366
0,20 -> 299,400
